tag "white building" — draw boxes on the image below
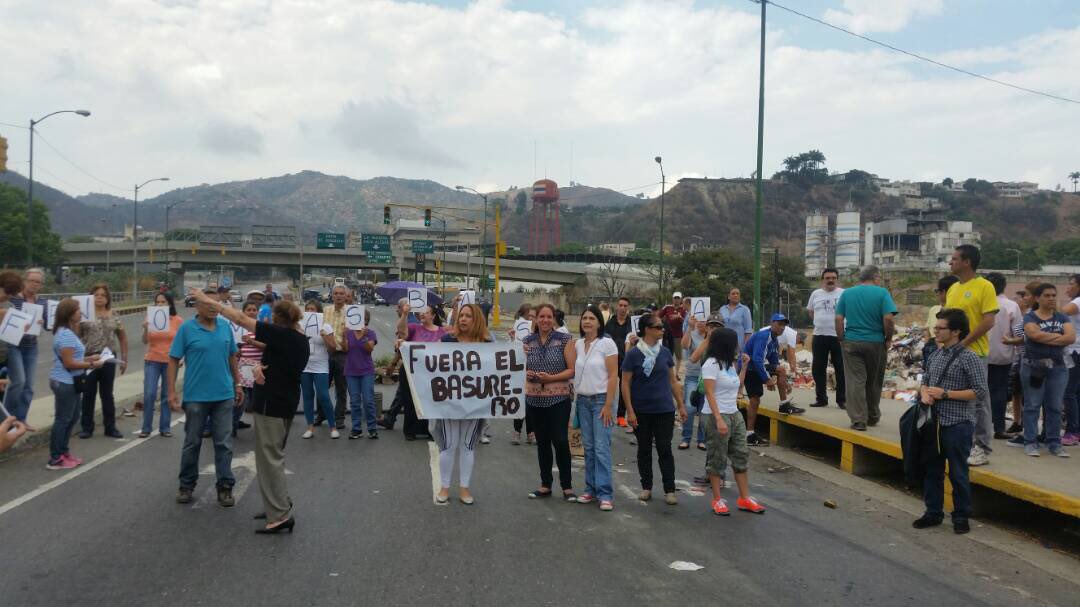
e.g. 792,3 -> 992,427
804,212 -> 829,277
594,242 -> 636,256
992,181 -> 1038,198
880,181 -> 920,198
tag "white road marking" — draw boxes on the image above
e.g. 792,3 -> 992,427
192,450 -> 257,510
0,415 -> 186,518
428,441 -> 445,506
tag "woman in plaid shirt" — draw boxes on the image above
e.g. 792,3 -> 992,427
915,308 -> 989,535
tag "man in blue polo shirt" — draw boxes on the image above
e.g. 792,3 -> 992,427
168,287 -> 243,507
743,314 -> 803,446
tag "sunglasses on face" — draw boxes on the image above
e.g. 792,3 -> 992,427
646,323 -> 664,330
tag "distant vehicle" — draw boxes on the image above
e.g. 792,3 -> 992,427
374,294 -> 388,306
231,290 -> 242,303
302,288 -> 322,302
184,294 -> 196,307
333,277 -> 346,287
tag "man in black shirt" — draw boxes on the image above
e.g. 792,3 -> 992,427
604,297 -> 633,427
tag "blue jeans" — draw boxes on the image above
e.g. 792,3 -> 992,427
301,372 -> 335,429
576,393 -> 613,501
1064,355 -> 1080,435
987,363 -> 1011,434
681,375 -> 705,444
346,374 -> 377,433
48,380 -> 81,460
179,400 -> 235,490
923,421 -> 974,522
1021,363 -> 1067,448
7,342 -> 38,422
141,361 -> 171,433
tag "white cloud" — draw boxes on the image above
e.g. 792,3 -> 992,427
0,0 -> 1076,206
823,0 -> 943,34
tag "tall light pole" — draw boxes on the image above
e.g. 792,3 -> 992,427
164,198 -> 191,263
132,177 -> 170,300
26,109 -> 90,264
752,0 -> 767,326
655,156 -> 666,300
456,186 -> 489,296
1006,248 -> 1021,274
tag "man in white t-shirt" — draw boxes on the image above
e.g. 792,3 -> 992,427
806,268 -> 845,409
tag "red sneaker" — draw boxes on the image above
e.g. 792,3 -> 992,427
711,498 -> 730,516
62,453 -> 83,466
737,496 -> 766,514
617,416 -> 627,427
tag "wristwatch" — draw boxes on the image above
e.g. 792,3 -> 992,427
942,390 -> 950,400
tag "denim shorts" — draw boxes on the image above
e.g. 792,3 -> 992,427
703,412 -> 749,474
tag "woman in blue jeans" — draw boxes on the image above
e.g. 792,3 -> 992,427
344,307 -> 378,440
301,300 -> 339,439
140,292 -> 183,437
1020,283 -> 1075,457
48,298 -> 105,470
573,305 -> 619,511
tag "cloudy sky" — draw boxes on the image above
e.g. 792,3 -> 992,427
2,0 -> 1078,200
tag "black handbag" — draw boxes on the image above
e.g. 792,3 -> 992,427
72,372 -> 88,394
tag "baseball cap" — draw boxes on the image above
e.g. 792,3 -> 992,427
770,313 -> 789,324
246,289 -> 264,299
706,313 -> 724,327
672,291 -> 683,299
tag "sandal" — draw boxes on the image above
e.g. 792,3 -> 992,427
678,441 -> 690,450
697,442 -> 707,451
528,489 -> 553,499
599,500 -> 614,511
638,490 -> 652,502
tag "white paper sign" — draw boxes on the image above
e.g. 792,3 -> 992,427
22,302 -> 44,336
0,308 -> 32,346
630,315 -> 642,334
513,318 -> 532,341
46,300 -> 60,330
302,312 -> 324,338
402,341 -> 527,420
407,288 -> 427,312
229,321 -> 247,345
147,306 -> 170,333
343,304 -> 365,330
458,290 -> 476,308
689,297 -> 711,321
74,295 -> 96,322
99,347 -> 118,364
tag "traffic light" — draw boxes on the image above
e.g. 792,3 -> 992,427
0,136 -> 8,172
383,205 -> 391,225
424,208 -> 431,227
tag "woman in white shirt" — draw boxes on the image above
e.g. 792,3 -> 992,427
300,300 -> 338,439
573,304 -> 619,511
701,327 -> 765,516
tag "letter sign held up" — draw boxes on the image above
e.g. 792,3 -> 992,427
45,300 -> 60,330
408,288 -> 427,312
73,295 -> 95,322
344,305 -> 366,330
689,297 -> 710,321
630,315 -> 641,334
22,302 -> 44,336
147,306 -> 170,333
302,312 -> 324,338
458,290 -> 476,308
0,308 -> 32,346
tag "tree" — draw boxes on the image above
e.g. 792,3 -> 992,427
1069,171 -> 1080,193
776,150 -> 829,187
514,191 -> 527,215
1042,238 -> 1080,265
0,183 -> 64,266
550,241 -> 589,255
593,258 -> 626,301
942,177 -> 954,188
66,235 -> 96,243
980,240 -> 1044,271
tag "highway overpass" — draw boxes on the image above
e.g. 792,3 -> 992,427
61,242 -> 651,287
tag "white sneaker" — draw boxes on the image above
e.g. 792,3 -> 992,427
967,445 -> 989,466
479,435 -> 491,445
330,429 -> 341,439
301,430 -> 314,439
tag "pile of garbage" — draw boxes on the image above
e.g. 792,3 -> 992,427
791,325 -> 933,401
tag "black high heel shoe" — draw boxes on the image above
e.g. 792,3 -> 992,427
255,517 -> 295,534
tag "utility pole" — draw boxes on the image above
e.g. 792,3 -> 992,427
655,156 -> 666,301
752,0 -> 767,326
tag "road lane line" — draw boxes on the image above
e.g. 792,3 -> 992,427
428,441 -> 445,506
0,415 -> 186,518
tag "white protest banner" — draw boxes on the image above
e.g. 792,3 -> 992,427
630,315 -> 642,334
402,341 -> 527,419
344,304 -> 366,330
73,295 -> 95,322
407,288 -> 427,312
0,308 -> 32,346
22,302 -> 44,336
147,306 -> 170,333
458,290 -> 476,308
302,312 -> 324,338
45,300 -> 60,330
689,297 -> 710,321
513,318 -> 532,341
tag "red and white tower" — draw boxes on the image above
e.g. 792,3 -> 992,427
529,179 -> 560,254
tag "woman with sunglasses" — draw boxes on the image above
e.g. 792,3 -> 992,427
621,315 -> 686,505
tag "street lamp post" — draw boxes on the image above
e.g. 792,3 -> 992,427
26,109 -> 90,264
1006,248 -> 1021,274
132,177 -> 170,301
752,0 -> 767,326
164,199 -> 191,264
456,186 -> 489,296
655,156 -> 666,300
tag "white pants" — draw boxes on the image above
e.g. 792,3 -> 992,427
433,419 -> 484,488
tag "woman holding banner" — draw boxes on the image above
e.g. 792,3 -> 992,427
432,303 -> 490,504
396,302 -> 447,441
573,304 -> 618,511
523,303 -> 577,501
139,293 -> 183,438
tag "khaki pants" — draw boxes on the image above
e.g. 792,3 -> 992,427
841,341 -> 886,425
254,413 -> 293,521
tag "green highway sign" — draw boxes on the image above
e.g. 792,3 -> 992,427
366,251 -> 393,264
411,239 -> 434,254
316,232 -> 346,249
361,233 -> 391,253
